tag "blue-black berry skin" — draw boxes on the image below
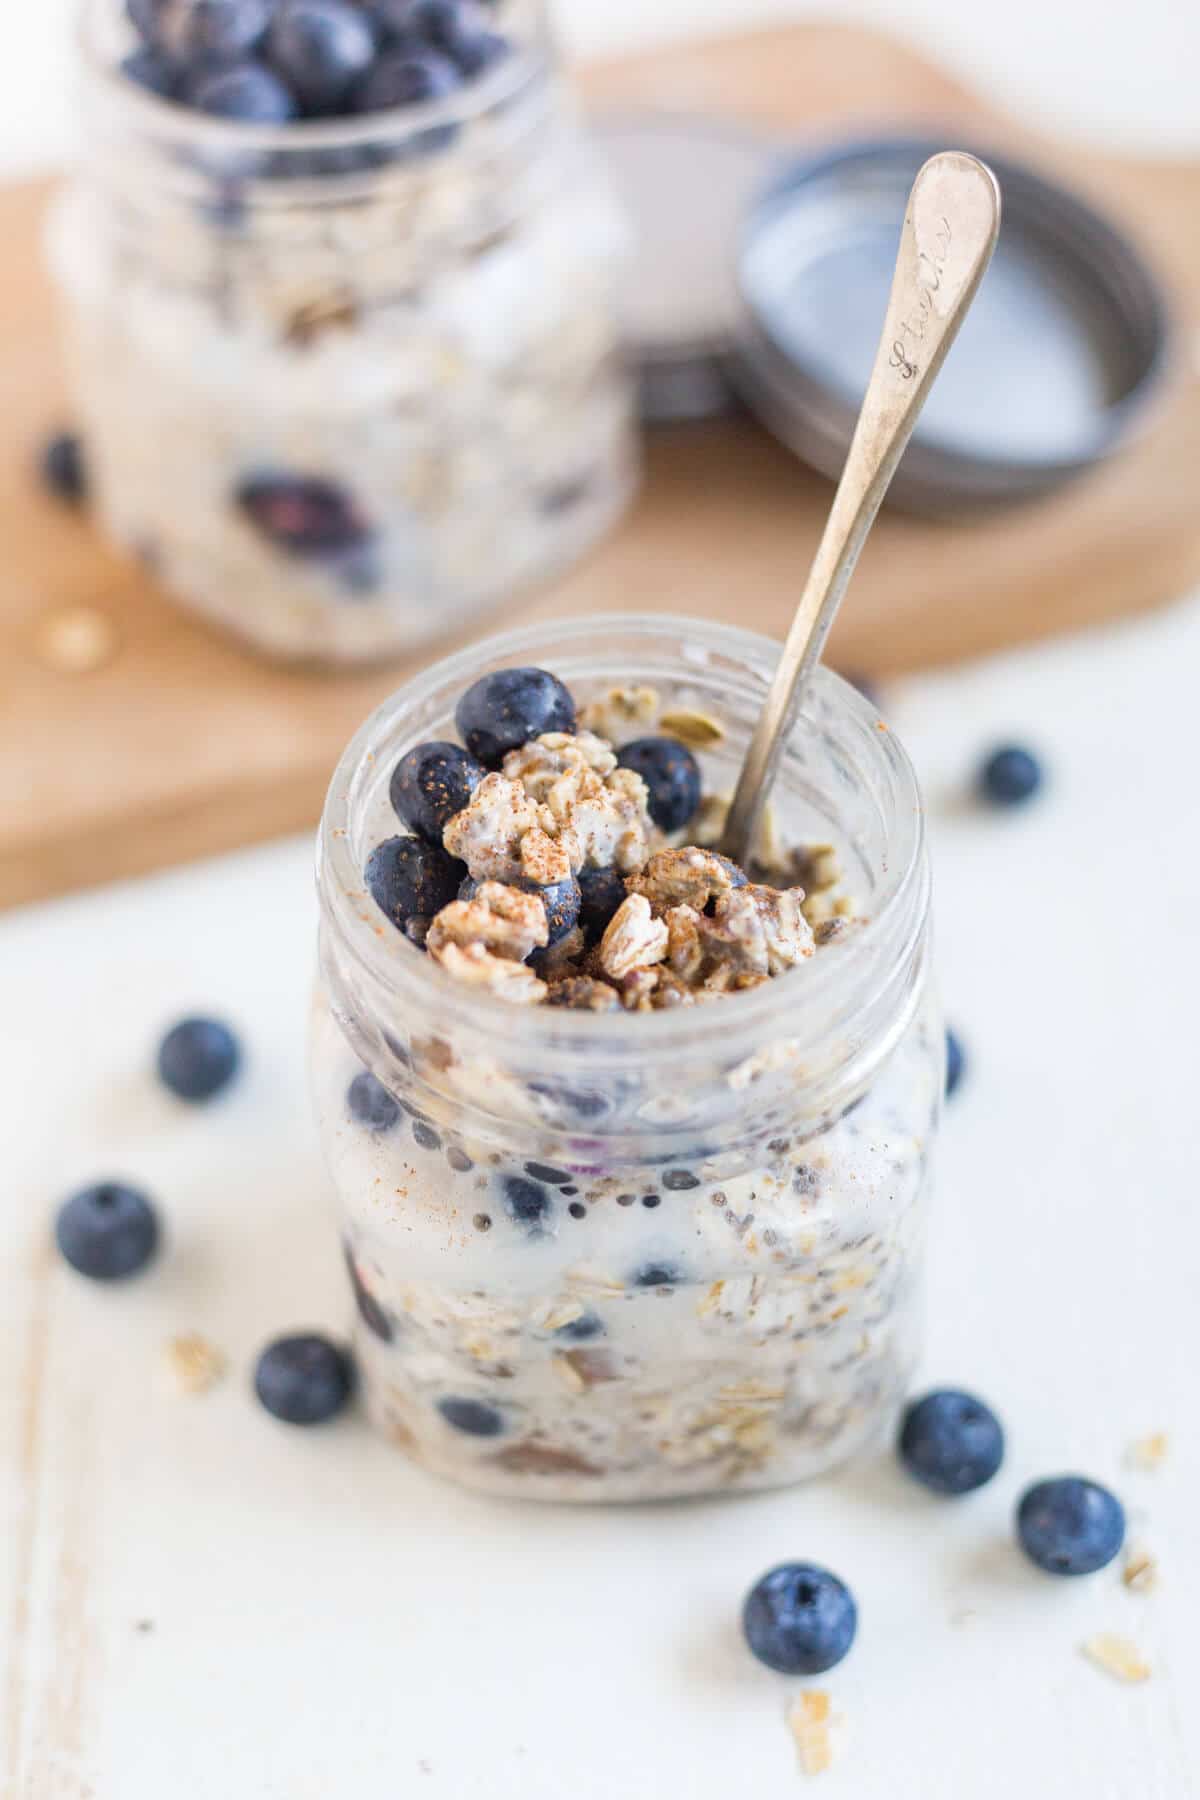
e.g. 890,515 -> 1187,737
127,0 -> 167,38
390,740 -> 485,843
266,0 -> 377,115
236,473 -> 371,554
742,1563 -> 858,1675
122,44 -> 180,97
156,1016 -> 241,1102
41,432 -> 87,504
347,1070 -> 401,1132
365,834 -> 462,932
351,46 -> 460,114
979,745 -> 1043,807
945,1029 -> 966,1098
633,1262 -> 682,1289
55,1182 -> 160,1281
502,1175 -> 553,1233
616,737 -> 701,832
255,1333 -> 354,1424
526,875 -> 581,945
438,1396 -> 504,1436
1016,1476 -> 1125,1576
343,1244 -> 395,1341
186,60 -> 300,122
454,667 -> 576,767
156,0 -> 274,60
577,865 -> 626,943
898,1389 -> 1004,1495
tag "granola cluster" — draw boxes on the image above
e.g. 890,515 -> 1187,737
426,723 -> 841,1009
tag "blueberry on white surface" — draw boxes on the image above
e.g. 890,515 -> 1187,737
742,1563 -> 858,1675
55,1182 -> 160,1280
898,1389 -> 1004,1495
157,1016 -> 241,1101
254,1332 -> 354,1424
1016,1476 -> 1125,1576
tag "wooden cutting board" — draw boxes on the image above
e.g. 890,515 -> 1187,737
3,21 -> 1199,911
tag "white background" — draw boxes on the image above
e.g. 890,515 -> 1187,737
3,3 -> 1199,1797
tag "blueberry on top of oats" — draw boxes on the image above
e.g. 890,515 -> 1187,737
455,667 -> 576,767
365,834 -> 462,933
391,740 -> 485,843
616,735 -> 701,832
576,865 -> 626,943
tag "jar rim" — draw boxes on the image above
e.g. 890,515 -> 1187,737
77,0 -> 550,157
317,613 -> 928,1070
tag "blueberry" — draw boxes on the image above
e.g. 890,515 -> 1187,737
449,25 -> 507,78
347,1069 -> 401,1132
945,1028 -> 966,1098
502,1175 -> 553,1232
576,865 -> 626,943
403,0 -> 507,77
343,1244 -> 394,1341
412,1118 -> 441,1150
524,875 -> 581,945
556,1311 -> 604,1342
979,744 -> 1043,807
390,741 -> 485,842
454,667 -> 576,768
254,1332 -> 354,1424
1016,1476 -> 1125,1576
742,1563 -> 857,1675
633,1262 -> 681,1288
55,1182 -> 160,1281
127,0 -> 167,38
898,1389 -> 1004,1495
438,1396 -> 504,1436
156,0 -> 274,59
661,1169 -> 700,1191
351,46 -> 461,114
265,0 -> 376,114
186,59 -> 299,121
40,432 -> 86,505
616,737 -> 702,832
156,1016 -> 241,1102
236,472 -> 373,556
121,45 -> 179,97
365,834 -> 462,933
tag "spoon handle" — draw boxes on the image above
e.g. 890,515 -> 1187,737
721,151 -> 1002,867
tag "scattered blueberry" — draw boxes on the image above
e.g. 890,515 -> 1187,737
438,1396 -> 504,1436
343,1243 -> 394,1341
121,44 -> 179,97
390,740 -> 485,843
502,1175 -> 553,1232
186,59 -> 300,121
633,1262 -> 682,1288
454,666 -> 576,767
254,1332 -> 354,1424
576,865 -> 626,943
1016,1476 -> 1125,1576
898,1389 -> 1004,1495
979,744 -> 1044,807
347,1069 -> 401,1132
556,1311 -> 604,1342
155,0 -> 274,60
236,473 -> 371,556
742,1563 -> 857,1675
40,432 -> 86,505
524,874 -> 581,945
55,1182 -> 160,1281
616,737 -> 702,832
365,834 -> 462,933
266,0 -> 377,114
351,46 -> 460,115
945,1028 -> 966,1099
156,1016 -> 241,1102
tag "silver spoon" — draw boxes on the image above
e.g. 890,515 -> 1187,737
721,151 -> 1002,867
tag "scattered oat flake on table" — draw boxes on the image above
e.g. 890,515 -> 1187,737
1125,1431 -> 1169,1471
163,1332 -> 227,1396
1123,1547 -> 1158,1593
35,606 -> 119,674
1080,1634 -> 1152,1684
787,1691 -> 841,1776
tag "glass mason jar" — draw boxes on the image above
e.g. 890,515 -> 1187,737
46,2 -> 637,665
312,615 -> 942,1500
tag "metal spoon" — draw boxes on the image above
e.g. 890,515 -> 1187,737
721,151 -> 1002,867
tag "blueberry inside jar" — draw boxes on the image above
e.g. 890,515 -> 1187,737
47,0 -> 636,665
313,615 -> 942,1500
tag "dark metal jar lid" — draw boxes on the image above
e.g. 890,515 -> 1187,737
732,136 -> 1173,512
592,111 -> 776,422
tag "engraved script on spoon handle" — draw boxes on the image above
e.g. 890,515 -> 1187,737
722,152 -> 1001,867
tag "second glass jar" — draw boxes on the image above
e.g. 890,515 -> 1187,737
313,616 -> 943,1501
49,1 -> 637,665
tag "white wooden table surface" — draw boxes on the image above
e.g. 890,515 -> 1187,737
3,4 -> 1199,1796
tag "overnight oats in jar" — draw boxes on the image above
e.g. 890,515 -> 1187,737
47,1 -> 635,664
312,615 -> 943,1500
